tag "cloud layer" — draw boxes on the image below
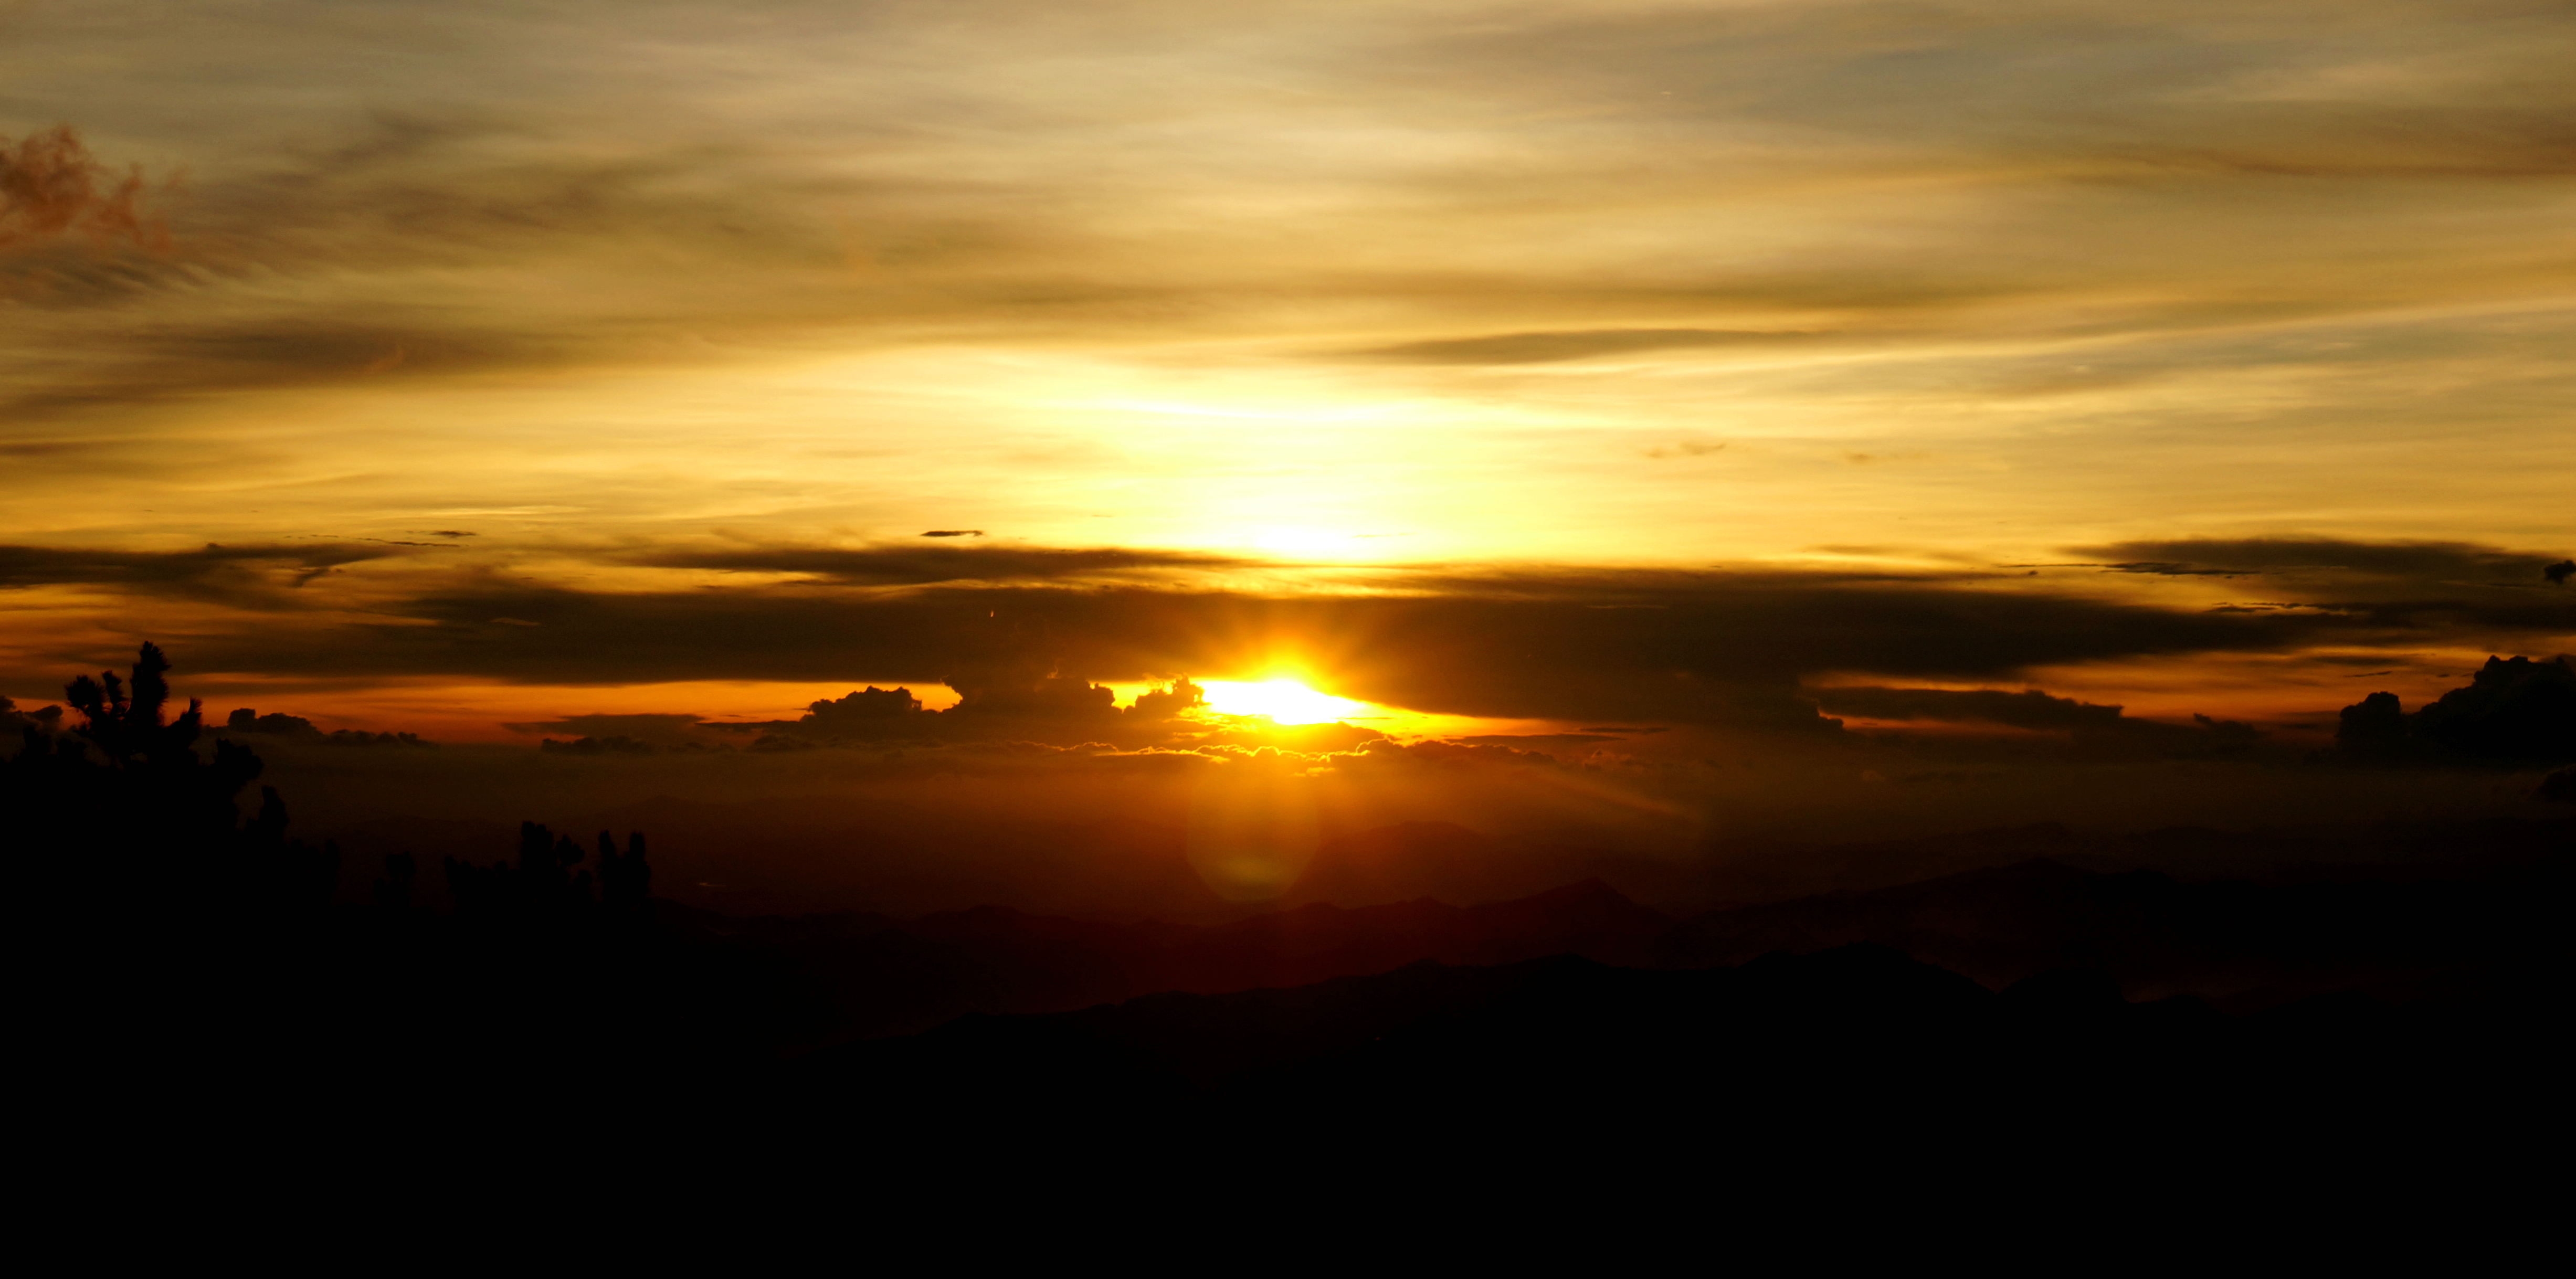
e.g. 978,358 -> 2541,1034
3,535 -> 2564,737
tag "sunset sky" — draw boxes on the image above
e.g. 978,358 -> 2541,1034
5,0 -> 2570,754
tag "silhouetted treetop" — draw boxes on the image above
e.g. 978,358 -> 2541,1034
66,641 -> 202,764
441,820 -> 651,920
7,642 -> 337,916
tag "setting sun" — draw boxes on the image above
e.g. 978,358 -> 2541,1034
1195,679 -> 1372,726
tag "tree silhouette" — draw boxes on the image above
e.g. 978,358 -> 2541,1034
5,641 -> 327,911
600,830 -> 652,908
441,820 -> 650,922
375,850 -> 419,911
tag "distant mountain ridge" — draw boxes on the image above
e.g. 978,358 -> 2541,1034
1654,853 -> 2569,1006
652,822 -> 2565,1049
327,805 -> 2570,922
807,940 -> 2552,1166
674,876 -> 1675,1043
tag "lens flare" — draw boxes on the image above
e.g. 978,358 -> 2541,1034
1195,678 -> 1371,726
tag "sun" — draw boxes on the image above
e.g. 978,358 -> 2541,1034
1195,678 -> 1371,726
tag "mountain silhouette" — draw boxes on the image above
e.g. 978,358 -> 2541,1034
663,876 -> 1674,1043
1651,852 -> 2568,1007
799,938 -> 2549,1175
1281,820 -> 1533,906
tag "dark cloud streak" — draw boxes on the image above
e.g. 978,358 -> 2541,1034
1812,686 -> 2127,732
163,570 -> 2344,727
2072,537 -> 2567,584
0,542 -> 401,596
12,536 -> 2568,731
628,544 -> 1252,586
2064,537 -> 2576,640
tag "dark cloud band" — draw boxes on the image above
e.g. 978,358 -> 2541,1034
626,544 -> 1251,585
9,535 -> 2567,729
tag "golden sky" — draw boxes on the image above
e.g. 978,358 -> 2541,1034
3,0 -> 2570,742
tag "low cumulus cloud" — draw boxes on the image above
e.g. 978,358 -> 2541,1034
216,707 -> 431,747
2334,655 -> 2576,767
733,672 -> 1210,751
